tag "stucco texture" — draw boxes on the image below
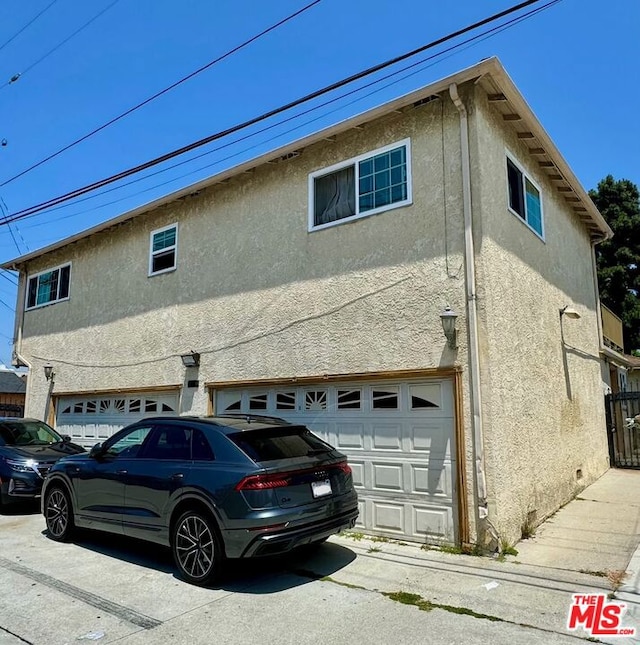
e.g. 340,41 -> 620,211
19,97 -> 471,442
468,86 -> 609,543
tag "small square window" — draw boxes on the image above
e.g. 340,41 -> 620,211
149,224 -> 178,276
305,390 -> 327,411
249,393 -> 268,411
276,391 -> 296,410
337,389 -> 361,410
372,388 -> 399,410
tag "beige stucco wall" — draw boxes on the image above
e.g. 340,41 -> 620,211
468,86 -> 609,544
18,97 -> 480,540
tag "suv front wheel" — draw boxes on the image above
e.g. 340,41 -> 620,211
44,486 -> 75,542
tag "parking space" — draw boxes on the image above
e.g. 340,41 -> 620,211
0,505 -> 360,645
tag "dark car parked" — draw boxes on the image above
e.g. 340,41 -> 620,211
42,414 -> 358,585
0,418 -> 85,507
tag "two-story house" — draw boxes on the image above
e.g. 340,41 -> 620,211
2,57 -> 612,549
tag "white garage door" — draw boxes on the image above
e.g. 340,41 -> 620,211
56,392 -> 179,448
215,378 -> 458,544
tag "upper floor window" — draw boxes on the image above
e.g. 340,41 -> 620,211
506,155 -> 544,239
149,224 -> 177,276
26,263 -> 71,310
309,139 -> 411,231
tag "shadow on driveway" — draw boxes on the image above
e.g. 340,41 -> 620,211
44,528 -> 357,594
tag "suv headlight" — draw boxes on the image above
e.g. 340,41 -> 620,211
5,458 -> 36,473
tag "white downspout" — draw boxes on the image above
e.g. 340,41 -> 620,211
11,269 -> 33,414
449,83 -> 489,527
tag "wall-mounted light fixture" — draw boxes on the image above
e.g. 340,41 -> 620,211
180,351 -> 200,368
43,363 -> 55,381
440,306 -> 458,349
559,305 -> 581,320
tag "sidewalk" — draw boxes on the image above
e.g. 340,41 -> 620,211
315,468 -> 640,644
515,468 -> 640,578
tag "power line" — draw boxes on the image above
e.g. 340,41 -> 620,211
1,0 -> 556,226
21,0 -> 559,230
0,198 -> 24,255
0,0 -> 59,54
1,0 -> 324,183
2,0 -> 122,90
0,271 -> 18,286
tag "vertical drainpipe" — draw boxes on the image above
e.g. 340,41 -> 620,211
449,83 -> 490,538
11,268 -> 34,415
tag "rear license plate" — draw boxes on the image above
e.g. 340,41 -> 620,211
311,479 -> 332,498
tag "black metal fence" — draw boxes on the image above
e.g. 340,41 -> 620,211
605,391 -> 640,468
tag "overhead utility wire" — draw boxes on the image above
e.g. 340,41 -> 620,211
1,0 -> 323,182
2,0 -> 122,89
0,0 -> 59,54
21,0 -> 560,227
2,0 -> 550,224
0,271 -> 18,286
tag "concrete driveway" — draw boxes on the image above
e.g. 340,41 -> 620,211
0,501 -> 631,645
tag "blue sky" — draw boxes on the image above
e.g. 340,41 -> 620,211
0,0 -> 637,365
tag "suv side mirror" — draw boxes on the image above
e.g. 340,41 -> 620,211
62,435 -> 71,443
89,443 -> 104,459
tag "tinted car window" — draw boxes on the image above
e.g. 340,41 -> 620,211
229,427 -> 332,462
142,426 -> 191,460
105,426 -> 153,457
192,429 -> 214,461
0,421 -> 62,446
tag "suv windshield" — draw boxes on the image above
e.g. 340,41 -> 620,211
0,421 -> 63,446
229,426 -> 333,462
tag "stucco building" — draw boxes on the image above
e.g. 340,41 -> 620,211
2,58 -> 612,549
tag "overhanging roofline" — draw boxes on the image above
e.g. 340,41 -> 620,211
0,57 -> 611,270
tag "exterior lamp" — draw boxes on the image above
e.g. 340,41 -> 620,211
43,363 -> 55,381
559,306 -> 581,320
440,306 -> 458,349
180,351 -> 200,368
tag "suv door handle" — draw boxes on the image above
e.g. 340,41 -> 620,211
116,469 -> 128,475
170,473 -> 184,481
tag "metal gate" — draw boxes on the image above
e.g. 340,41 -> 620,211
605,391 -> 640,468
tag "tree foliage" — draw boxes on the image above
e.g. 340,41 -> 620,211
590,175 -> 640,352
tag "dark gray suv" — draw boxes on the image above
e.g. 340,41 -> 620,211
42,415 -> 358,585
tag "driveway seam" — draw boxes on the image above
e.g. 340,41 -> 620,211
0,557 -> 161,630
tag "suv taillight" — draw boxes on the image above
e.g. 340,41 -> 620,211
236,460 -> 352,491
235,473 -> 291,491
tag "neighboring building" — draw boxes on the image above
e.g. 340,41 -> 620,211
627,356 -> 640,392
1,57 -> 613,549
600,304 -> 629,394
0,367 -> 26,417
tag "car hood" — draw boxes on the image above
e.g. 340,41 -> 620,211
0,443 -> 86,462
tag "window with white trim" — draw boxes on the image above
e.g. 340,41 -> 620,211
26,263 -> 71,309
506,155 -> 543,238
149,224 -> 177,275
309,139 -> 411,231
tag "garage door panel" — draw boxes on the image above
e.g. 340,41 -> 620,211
412,463 -> 453,497
409,423 -> 453,457
371,423 -> 403,450
335,422 -> 365,449
372,462 -> 404,491
348,460 -> 366,488
214,378 -> 458,544
373,501 -> 405,533
414,506 -> 451,539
